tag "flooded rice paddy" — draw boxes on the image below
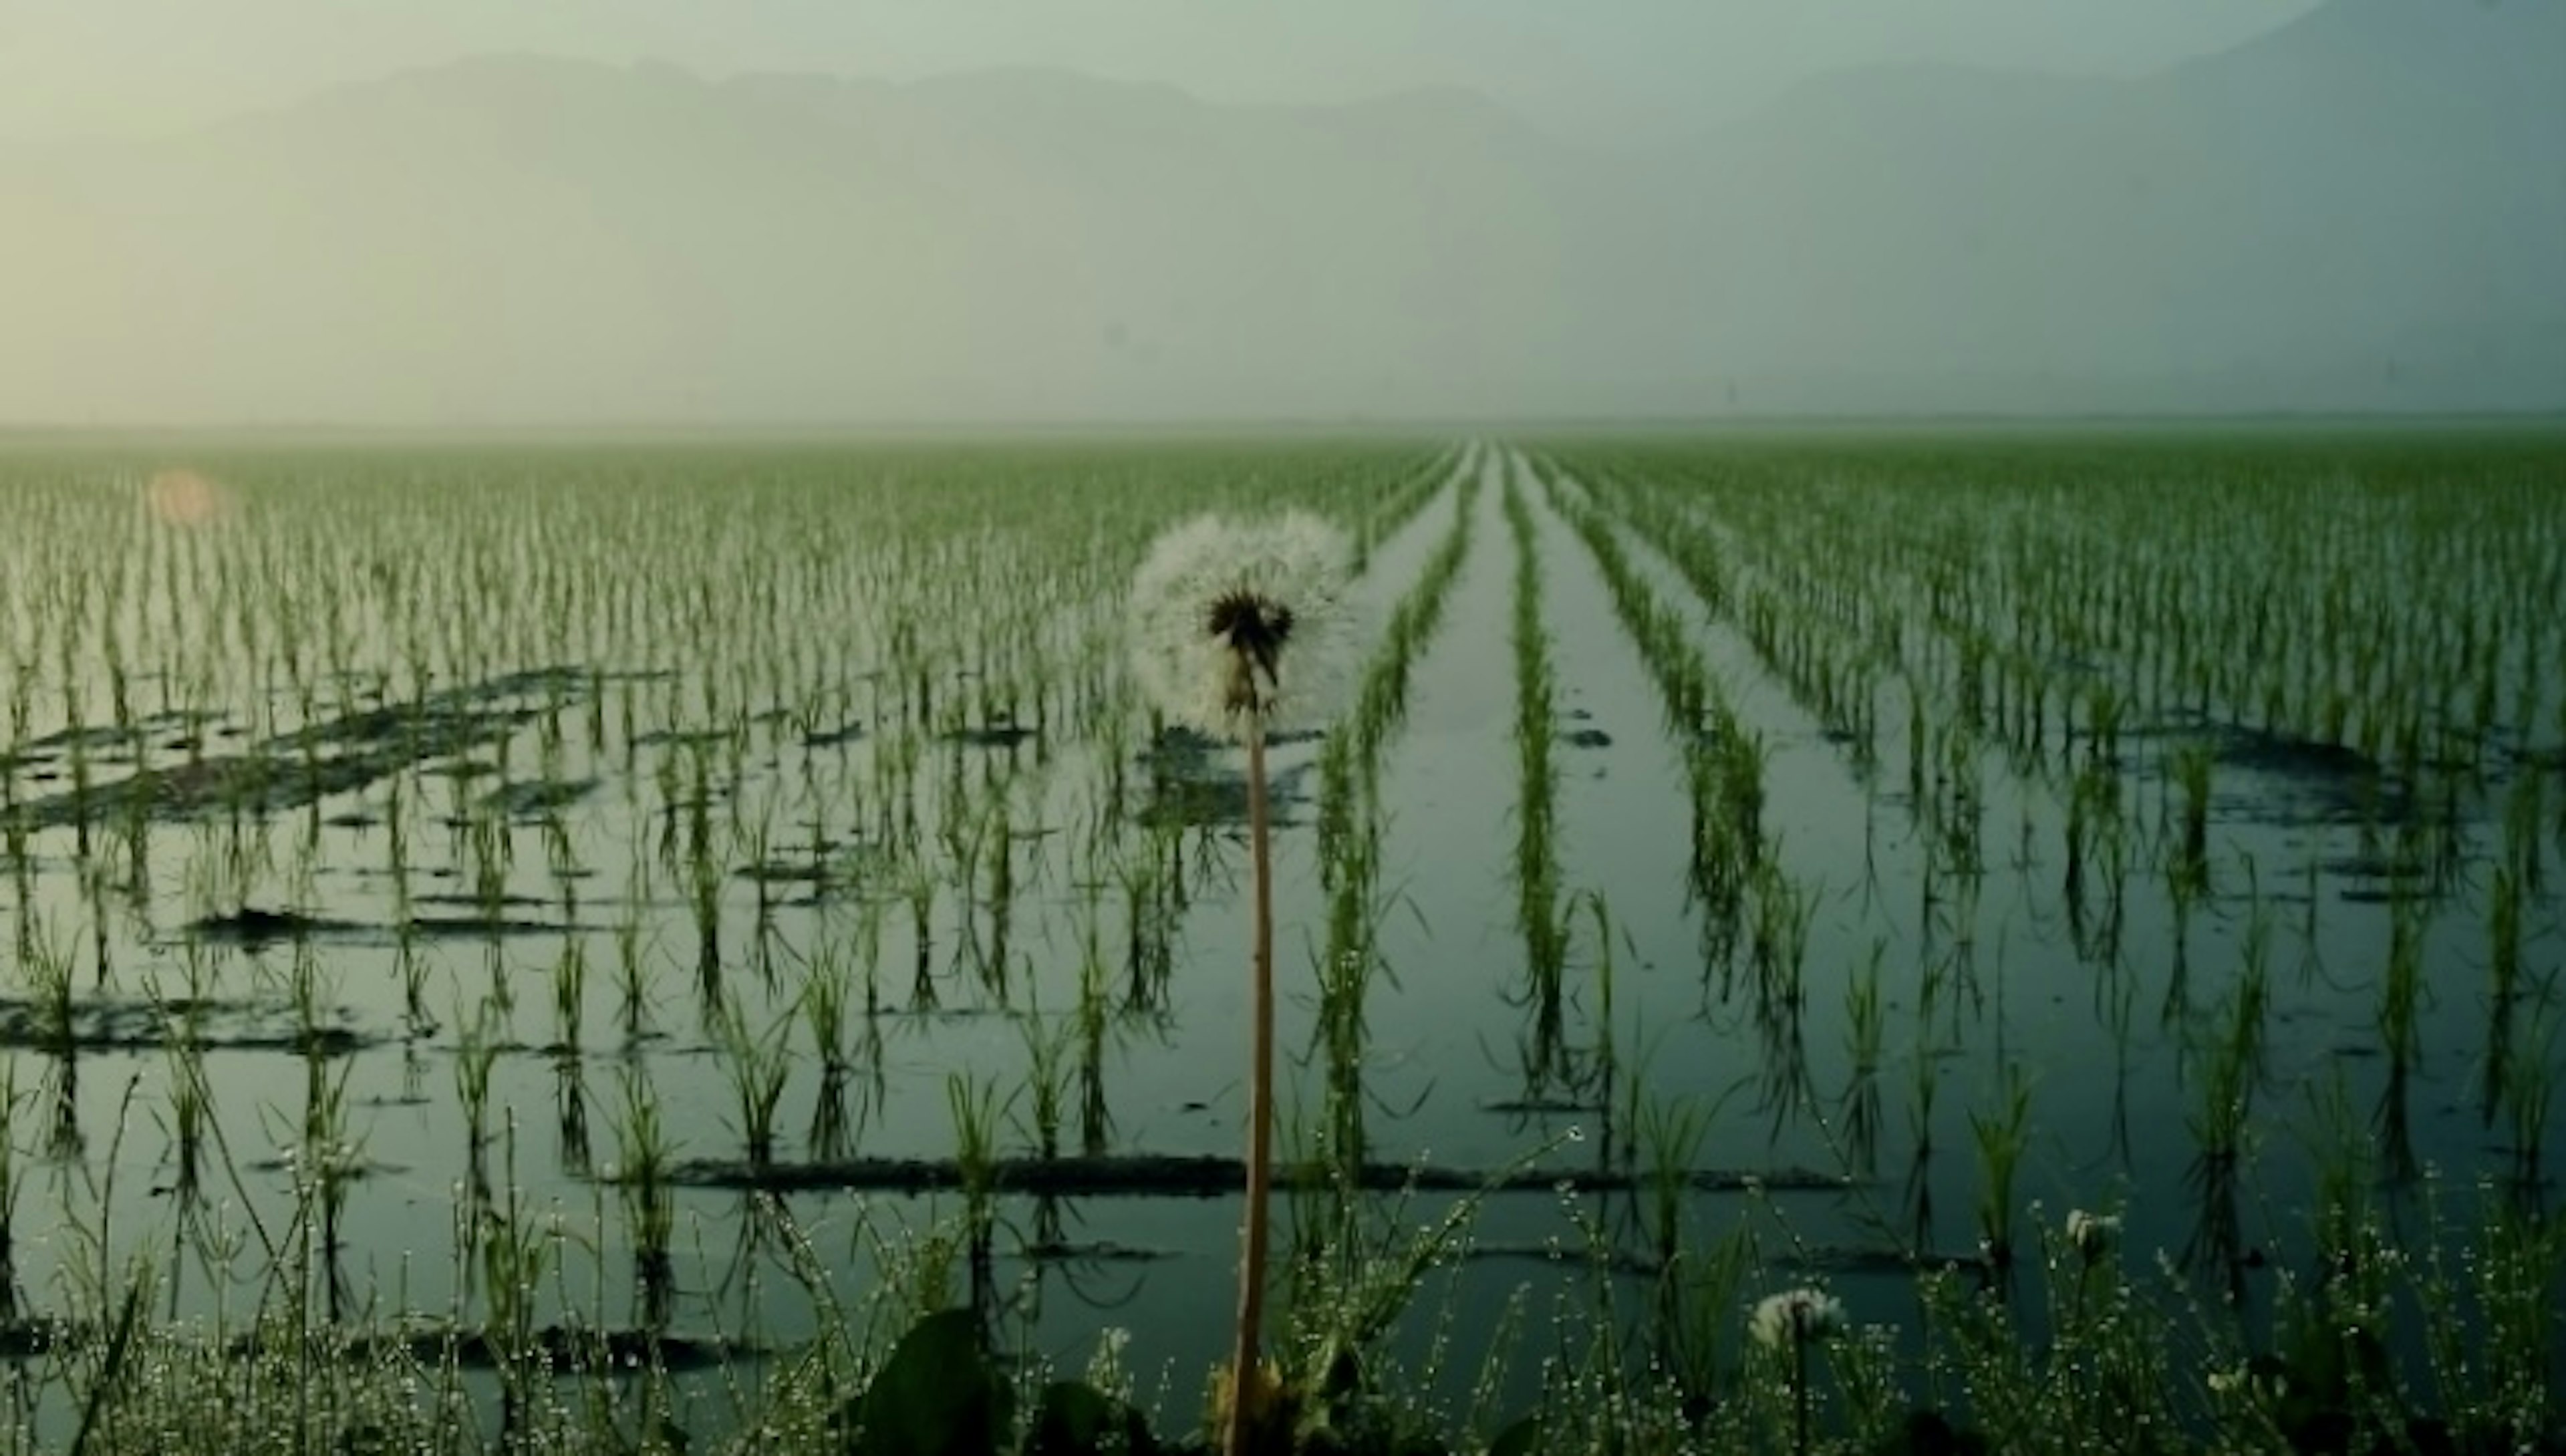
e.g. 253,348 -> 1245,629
0,430 -> 2560,1426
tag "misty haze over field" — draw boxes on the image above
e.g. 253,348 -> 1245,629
2,0 -> 2561,426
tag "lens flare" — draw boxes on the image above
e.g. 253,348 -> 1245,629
144,468 -> 227,527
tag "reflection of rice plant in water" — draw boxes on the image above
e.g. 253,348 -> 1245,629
1840,941 -> 1887,1176
2169,739 -> 2216,894
1127,509 -> 1351,1456
715,992 -> 793,1169
612,1064 -> 678,1330
946,1070 -> 1009,1310
1969,1066 -> 2031,1280
1501,470 -> 1570,1093
453,1004 -> 502,1201
0,1068 -> 19,1322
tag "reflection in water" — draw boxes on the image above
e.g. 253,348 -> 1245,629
1840,944 -> 1886,1179
1904,1076 -> 1937,1257
1118,831 -> 1182,1016
2375,892 -> 2426,1185
0,1073 -> 17,1324
1969,1070 -> 2028,1294
807,1065 -> 852,1165
1755,993 -> 1810,1145
43,1055 -> 82,1163
2159,896 -> 2194,1031
164,1042 -> 210,1202
2184,1148 -> 2244,1302
637,1244 -> 674,1334
2482,933 -> 2520,1130
2375,1062 -> 2416,1187
555,1058 -> 591,1177
299,1052 -> 358,1326
717,1189 -> 790,1334
1077,962 -> 1113,1159
614,1067 -> 677,1333
2100,973 -> 2138,1168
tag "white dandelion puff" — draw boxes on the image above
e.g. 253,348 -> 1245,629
2066,1209 -> 2122,1262
1749,1288 -> 1846,1349
1127,511 -> 1355,742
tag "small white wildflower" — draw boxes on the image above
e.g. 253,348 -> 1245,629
1749,1288 -> 1845,1348
1085,1326 -> 1132,1395
1127,512 -> 1355,742
2207,1361 -> 2284,1400
2066,1209 -> 2122,1262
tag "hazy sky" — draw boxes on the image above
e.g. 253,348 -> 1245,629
16,0 -> 2547,425
0,0 -> 2321,144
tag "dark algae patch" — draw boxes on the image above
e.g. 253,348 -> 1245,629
188,904 -> 573,945
7,667 -> 595,830
0,993 -> 380,1055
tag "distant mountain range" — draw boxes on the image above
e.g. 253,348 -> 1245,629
3,0 -> 2559,426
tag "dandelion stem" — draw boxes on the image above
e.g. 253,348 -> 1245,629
1228,714 -> 1276,1456
1793,1334 -> 1810,1456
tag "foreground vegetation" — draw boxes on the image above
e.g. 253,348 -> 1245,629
9,1157 -> 2561,1453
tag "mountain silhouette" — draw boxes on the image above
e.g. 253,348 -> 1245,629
1,1 -> 2557,426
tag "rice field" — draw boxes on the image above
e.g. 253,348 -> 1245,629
0,428 -> 2561,1451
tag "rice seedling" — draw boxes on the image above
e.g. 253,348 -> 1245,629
2498,1008 -> 2557,1194
610,905 -> 654,1046
2169,738 -> 2216,894
714,995 -> 795,1169
610,1063 -> 678,1330
1968,1065 -> 2031,1282
454,1004 -> 503,1201
2183,943 -> 2267,1290
1016,987 -> 1077,1166
944,1071 -> 1008,1312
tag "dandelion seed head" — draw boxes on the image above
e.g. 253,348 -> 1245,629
1127,511 -> 1354,741
2066,1208 -> 2122,1261
1749,1288 -> 1845,1348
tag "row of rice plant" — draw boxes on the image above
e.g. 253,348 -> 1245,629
1536,434 -> 2562,1294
